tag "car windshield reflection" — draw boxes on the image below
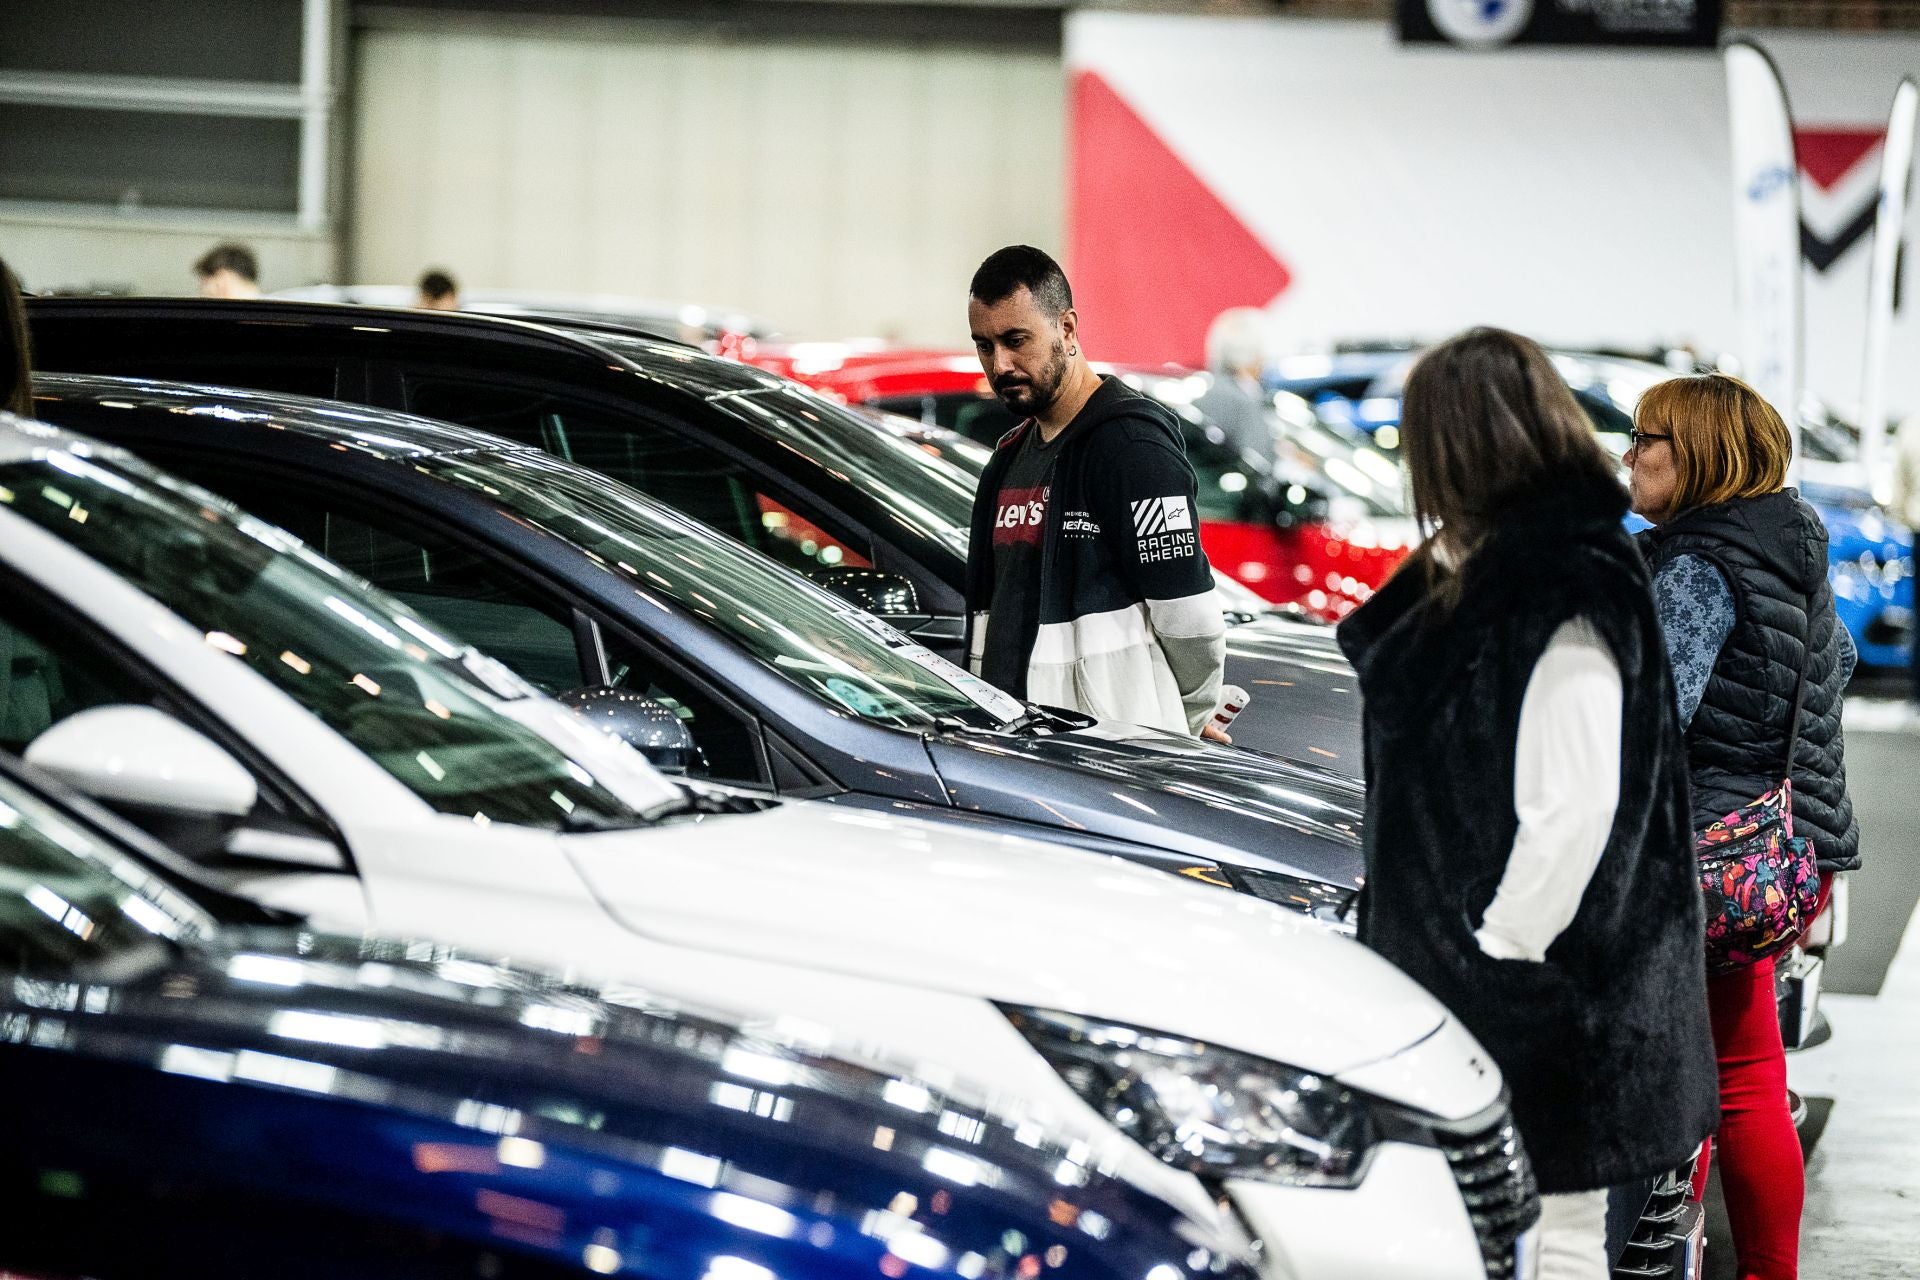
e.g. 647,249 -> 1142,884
0,772 -> 215,974
0,445 -> 678,829
420,450 -> 1022,731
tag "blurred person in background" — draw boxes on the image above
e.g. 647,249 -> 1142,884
1338,327 -> 1717,1280
964,245 -> 1227,741
193,243 -> 260,298
416,268 -> 460,311
1892,413 -> 1920,708
1196,306 -> 1275,457
2,258 -> 30,416
1630,373 -> 1860,1280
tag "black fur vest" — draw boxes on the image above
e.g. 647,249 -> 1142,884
1336,478 -> 1718,1194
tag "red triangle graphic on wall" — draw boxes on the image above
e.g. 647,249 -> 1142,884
1069,70 -> 1291,368
1795,127 -> 1884,193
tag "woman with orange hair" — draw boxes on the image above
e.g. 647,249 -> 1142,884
1629,373 -> 1859,1280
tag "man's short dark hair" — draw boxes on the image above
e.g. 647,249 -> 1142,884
193,242 -> 258,282
970,245 -> 1073,318
418,269 -> 458,301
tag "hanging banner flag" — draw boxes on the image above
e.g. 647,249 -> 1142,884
1861,77 -> 1918,486
1398,0 -> 1720,48
1725,40 -> 1803,458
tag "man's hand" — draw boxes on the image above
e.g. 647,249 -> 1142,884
1201,722 -> 1233,745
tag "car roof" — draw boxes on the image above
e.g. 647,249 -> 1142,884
0,408 -> 90,463
26,294 -> 788,400
32,371 -> 545,462
270,283 -> 779,337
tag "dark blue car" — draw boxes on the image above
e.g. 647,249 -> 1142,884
32,374 -> 1370,923
0,751 -> 1260,1280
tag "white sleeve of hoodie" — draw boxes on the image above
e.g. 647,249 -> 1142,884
1473,617 -> 1624,963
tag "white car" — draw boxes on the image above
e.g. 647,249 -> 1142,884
0,415 -> 1536,1280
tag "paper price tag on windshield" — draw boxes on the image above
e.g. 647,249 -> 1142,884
835,609 -> 1025,724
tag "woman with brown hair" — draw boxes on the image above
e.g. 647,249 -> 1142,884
1630,373 -> 1858,1280
1,258 -> 30,417
1337,327 -> 1717,1279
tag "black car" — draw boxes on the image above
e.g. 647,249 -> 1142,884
24,296 -> 1363,773
32,373 -> 1367,917
0,750 -> 1261,1280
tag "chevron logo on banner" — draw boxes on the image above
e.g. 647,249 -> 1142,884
1798,127 -> 1887,273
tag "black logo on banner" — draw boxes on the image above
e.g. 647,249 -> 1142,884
1399,0 -> 1720,48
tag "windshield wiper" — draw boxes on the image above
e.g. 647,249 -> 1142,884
647,781 -> 780,820
997,703 -> 1081,736
557,808 -> 654,833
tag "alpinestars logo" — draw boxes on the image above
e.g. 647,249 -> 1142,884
1132,495 -> 1197,563
1131,495 -> 1193,537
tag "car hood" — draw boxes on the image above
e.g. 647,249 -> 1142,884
564,802 -> 1444,1076
926,720 -> 1365,885
1221,616 -> 1366,776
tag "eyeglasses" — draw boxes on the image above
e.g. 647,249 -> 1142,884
1628,429 -> 1672,448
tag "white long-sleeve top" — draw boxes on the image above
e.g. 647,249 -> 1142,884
1473,616 -> 1624,963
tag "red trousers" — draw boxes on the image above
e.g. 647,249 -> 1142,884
1689,955 -> 1802,1280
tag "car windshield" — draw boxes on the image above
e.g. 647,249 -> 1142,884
849,405 -> 993,478
714,386 -> 980,552
420,450 -> 1024,731
0,443 -> 679,829
0,770 -> 215,973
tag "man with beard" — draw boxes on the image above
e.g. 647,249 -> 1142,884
963,245 -> 1228,740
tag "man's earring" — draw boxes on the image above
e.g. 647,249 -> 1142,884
1069,346 -> 1078,356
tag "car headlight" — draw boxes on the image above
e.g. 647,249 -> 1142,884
1221,867 -> 1358,936
1001,1006 -> 1377,1188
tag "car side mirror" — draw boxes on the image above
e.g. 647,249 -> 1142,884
561,685 -> 702,775
809,568 -> 921,617
25,705 -> 258,818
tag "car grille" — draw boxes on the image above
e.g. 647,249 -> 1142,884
1610,1157 -> 1698,1279
1433,1105 -> 1539,1280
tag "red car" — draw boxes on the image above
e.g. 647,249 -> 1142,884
750,346 -> 1415,618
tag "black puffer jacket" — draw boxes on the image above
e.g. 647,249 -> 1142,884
1338,477 -> 1718,1195
1639,491 -> 1860,873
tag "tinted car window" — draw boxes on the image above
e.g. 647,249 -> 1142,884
0,590 -> 156,755
179,480 -> 591,698
403,374 -> 870,573
422,451 -> 1021,731
599,629 -> 767,786
0,447 -> 673,829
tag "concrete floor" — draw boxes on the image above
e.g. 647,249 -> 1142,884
1701,694 -> 1920,1279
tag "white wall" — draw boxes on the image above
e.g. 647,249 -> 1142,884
0,211 -> 335,298
350,23 -> 1064,343
1066,15 -> 1920,416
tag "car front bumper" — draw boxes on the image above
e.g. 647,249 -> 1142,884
1229,1140 -> 1537,1280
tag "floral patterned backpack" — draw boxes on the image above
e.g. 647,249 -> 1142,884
1695,616 -> 1823,974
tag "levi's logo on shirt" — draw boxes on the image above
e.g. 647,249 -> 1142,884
994,485 -> 1048,547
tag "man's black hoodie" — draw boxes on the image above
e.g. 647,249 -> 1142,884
965,376 -> 1225,735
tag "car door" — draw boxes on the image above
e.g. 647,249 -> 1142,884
0,564 -> 365,924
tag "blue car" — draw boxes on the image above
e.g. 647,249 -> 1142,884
33,373 -> 1367,925
1278,346 -> 1915,669
0,750 -> 1260,1280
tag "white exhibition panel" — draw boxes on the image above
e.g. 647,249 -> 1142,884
1066,14 -> 1920,416
351,22 -> 1064,345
